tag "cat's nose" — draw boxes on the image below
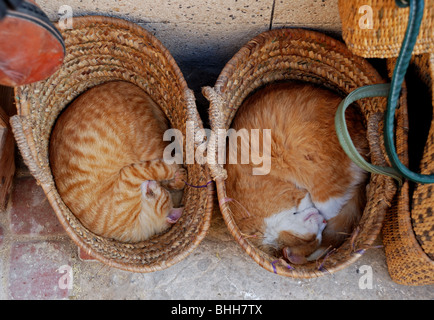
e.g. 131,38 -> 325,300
167,207 -> 184,224
303,208 -> 320,222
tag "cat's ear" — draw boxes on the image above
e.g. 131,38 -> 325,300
167,207 -> 184,224
297,193 -> 313,211
282,247 -> 307,265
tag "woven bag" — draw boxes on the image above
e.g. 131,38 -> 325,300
203,28 -> 397,278
338,0 -> 433,58
382,53 -> 434,285
338,0 -> 434,285
10,16 -> 214,273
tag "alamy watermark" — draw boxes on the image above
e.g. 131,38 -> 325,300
358,265 -> 374,289
49,3 -> 379,297
55,263 -> 374,295
162,121 -> 272,175
52,4 -> 375,177
57,265 -> 73,290
58,4 -> 375,31
58,5 -> 73,30
358,5 -> 374,29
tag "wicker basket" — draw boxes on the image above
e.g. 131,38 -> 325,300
10,16 -> 214,273
382,53 -> 434,285
338,0 -> 434,58
203,28 -> 398,278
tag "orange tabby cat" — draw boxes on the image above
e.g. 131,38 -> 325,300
50,81 -> 186,242
225,82 -> 368,264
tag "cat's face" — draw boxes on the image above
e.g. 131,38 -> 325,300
262,193 -> 327,263
278,206 -> 326,240
140,180 -> 183,234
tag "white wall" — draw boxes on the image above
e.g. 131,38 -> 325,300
36,0 -> 342,68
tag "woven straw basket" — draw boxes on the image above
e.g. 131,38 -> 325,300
10,16 -> 214,273
338,0 -> 434,58
203,28 -> 398,278
382,53 -> 434,285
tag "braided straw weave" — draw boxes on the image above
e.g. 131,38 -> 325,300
411,54 -> 434,261
383,54 -> 434,285
10,16 -> 214,273
338,0 -> 434,58
203,28 -> 398,278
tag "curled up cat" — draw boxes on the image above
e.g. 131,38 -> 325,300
225,82 -> 369,264
50,81 -> 186,242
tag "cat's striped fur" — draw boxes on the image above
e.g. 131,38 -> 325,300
225,82 -> 368,263
50,81 -> 186,242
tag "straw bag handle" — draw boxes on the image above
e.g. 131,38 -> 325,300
336,0 -> 434,185
202,86 -> 228,181
10,115 -> 48,184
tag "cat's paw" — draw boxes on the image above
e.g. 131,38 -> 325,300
167,167 -> 187,190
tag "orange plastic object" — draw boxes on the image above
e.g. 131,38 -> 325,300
0,1 -> 65,87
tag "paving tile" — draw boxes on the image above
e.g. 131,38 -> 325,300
37,0 -> 274,24
36,0 -> 273,67
9,240 -> 74,300
10,177 -> 65,236
141,21 -> 270,67
272,0 -> 341,32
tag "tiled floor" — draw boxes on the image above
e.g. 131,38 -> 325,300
1,65 -> 434,300
1,172 -> 75,299
1,160 -> 433,300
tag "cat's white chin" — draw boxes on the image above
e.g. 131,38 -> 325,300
262,206 -> 326,248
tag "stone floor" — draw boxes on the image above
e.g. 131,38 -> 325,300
0,162 -> 433,301
1,63 -> 433,301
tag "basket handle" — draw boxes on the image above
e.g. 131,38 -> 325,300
10,115 -> 47,184
202,86 -> 227,180
335,83 -> 404,186
383,0 -> 434,184
184,88 -> 208,149
337,0 -> 433,185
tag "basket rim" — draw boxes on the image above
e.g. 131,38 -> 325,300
12,15 -> 214,273
208,27 -> 393,278
61,15 -> 189,88
214,27 -> 383,94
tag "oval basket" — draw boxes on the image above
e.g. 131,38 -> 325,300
203,28 -> 398,278
10,16 -> 214,273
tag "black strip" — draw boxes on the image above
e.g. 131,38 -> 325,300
0,1 -> 7,19
269,0 -> 276,30
6,0 -> 24,10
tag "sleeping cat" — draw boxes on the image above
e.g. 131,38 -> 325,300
50,81 -> 186,242
225,82 -> 369,264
